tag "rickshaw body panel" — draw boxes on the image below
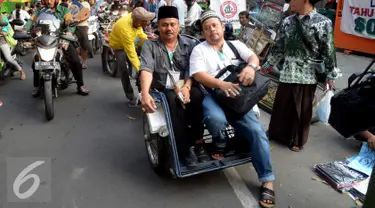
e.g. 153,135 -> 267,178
145,91 -> 252,178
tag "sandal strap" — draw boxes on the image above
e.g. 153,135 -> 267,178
260,194 -> 275,203
77,87 -> 89,93
261,187 -> 275,197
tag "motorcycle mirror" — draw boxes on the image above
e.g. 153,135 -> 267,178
0,21 -> 8,27
12,19 -> 24,26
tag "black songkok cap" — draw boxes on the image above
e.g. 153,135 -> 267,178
158,6 -> 179,20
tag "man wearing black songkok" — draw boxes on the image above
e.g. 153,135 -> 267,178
139,6 -> 209,167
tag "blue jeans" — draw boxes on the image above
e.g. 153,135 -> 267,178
203,95 -> 275,182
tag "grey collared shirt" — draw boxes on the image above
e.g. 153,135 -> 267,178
140,35 -> 198,90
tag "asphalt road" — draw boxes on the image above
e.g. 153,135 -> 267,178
0,51 -> 371,208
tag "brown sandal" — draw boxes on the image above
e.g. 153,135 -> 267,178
211,149 -> 225,160
77,87 -> 90,96
289,145 -> 303,152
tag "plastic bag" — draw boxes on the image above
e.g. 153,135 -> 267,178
316,90 -> 334,124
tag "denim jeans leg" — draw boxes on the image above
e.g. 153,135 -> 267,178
202,95 -> 228,149
229,110 -> 275,182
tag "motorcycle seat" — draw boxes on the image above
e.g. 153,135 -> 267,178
13,33 -> 32,40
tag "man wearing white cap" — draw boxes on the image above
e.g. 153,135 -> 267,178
189,10 -> 275,208
109,7 -> 155,107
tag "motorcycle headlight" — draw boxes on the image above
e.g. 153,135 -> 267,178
37,47 -> 56,62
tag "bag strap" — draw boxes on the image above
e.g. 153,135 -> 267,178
213,41 -> 243,79
351,59 -> 375,87
201,41 -> 244,93
157,44 -> 181,87
226,40 -> 242,61
295,17 -> 314,54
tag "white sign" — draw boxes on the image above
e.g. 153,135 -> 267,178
210,0 -> 246,30
341,0 -> 375,39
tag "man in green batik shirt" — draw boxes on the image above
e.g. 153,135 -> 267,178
261,0 -> 341,152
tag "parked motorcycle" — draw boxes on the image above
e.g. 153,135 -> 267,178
100,13 -> 121,77
10,19 -> 35,56
87,16 -> 102,57
32,12 -> 79,121
0,21 -> 26,81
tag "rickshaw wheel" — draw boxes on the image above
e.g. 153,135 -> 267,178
143,114 -> 168,176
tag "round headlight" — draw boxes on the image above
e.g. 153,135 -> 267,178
158,126 -> 169,137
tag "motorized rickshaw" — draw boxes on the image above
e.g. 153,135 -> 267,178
143,91 -> 253,178
141,0 -> 289,178
141,28 -> 265,177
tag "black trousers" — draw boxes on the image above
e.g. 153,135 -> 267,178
113,49 -> 135,101
75,26 -> 90,51
33,44 -> 84,87
162,84 -> 204,157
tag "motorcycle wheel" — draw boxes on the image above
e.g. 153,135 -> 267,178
19,48 -> 28,56
93,33 -> 101,54
88,43 -> 94,58
101,46 -> 117,77
16,42 -> 28,56
0,69 -> 4,80
97,35 -> 103,52
43,80 -> 55,121
91,39 -> 97,54
143,114 -> 168,176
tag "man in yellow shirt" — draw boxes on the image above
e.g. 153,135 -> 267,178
109,7 -> 155,107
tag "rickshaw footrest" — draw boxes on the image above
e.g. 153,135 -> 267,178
178,153 -> 252,178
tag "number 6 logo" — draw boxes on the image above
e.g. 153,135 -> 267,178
13,161 -> 45,199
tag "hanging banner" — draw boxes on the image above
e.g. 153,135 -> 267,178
209,0 -> 246,29
341,0 -> 375,40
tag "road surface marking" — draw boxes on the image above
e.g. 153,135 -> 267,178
224,167 -> 259,208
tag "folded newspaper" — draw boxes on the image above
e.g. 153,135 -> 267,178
348,178 -> 370,203
314,161 -> 368,190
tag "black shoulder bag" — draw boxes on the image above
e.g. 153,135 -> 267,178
328,59 -> 375,138
210,41 -> 270,118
